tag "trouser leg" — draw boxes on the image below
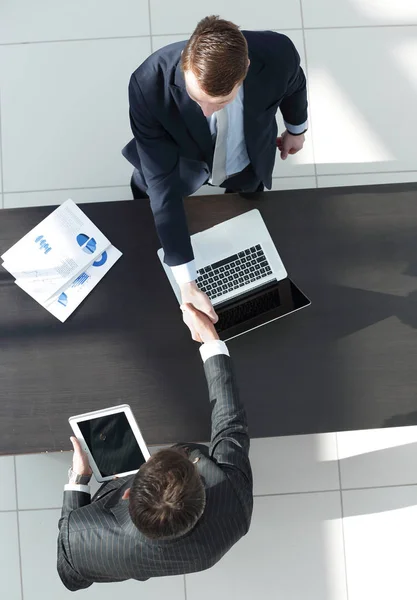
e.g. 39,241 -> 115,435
130,168 -> 148,200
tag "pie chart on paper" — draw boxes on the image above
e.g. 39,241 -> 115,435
58,292 -> 68,307
76,233 -> 97,254
92,251 -> 108,267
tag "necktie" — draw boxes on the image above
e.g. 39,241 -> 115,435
211,107 -> 228,186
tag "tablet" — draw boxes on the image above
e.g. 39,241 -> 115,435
69,404 -> 150,482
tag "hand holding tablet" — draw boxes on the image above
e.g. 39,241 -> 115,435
70,436 -> 93,477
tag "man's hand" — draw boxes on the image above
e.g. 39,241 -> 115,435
276,131 -> 305,160
180,302 -> 220,343
180,281 -> 218,329
70,436 -> 92,477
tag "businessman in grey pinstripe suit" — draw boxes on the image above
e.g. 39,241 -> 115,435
57,303 -> 253,591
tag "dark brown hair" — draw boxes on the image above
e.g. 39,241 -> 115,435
128,448 -> 206,540
181,15 -> 249,97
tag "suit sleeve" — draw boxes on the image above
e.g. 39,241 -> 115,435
57,491 -> 93,591
205,354 -> 253,526
128,75 -> 194,266
279,39 -> 308,128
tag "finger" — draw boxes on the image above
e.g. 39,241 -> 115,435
181,302 -> 198,315
180,302 -> 193,310
182,315 -> 202,342
208,308 -> 219,324
187,303 -> 208,320
280,151 -> 288,160
70,436 -> 81,452
192,329 -> 203,343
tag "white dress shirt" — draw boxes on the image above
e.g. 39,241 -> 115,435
171,87 -> 308,285
64,339 -> 230,495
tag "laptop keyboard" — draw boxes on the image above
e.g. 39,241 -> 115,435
196,244 -> 273,300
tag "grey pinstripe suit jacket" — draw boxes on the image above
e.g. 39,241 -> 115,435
57,354 -> 253,591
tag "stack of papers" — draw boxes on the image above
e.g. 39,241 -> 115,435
1,199 -> 122,322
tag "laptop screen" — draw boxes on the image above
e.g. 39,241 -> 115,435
215,278 -> 310,341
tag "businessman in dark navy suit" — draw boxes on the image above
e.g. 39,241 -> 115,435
122,15 -> 308,339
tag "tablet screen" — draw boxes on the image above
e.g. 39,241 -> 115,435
78,412 -> 147,477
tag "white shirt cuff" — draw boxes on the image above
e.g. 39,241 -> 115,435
171,260 -> 198,284
284,119 -> 308,135
199,340 -> 230,363
64,483 -> 91,494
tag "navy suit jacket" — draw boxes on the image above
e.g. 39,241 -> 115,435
123,31 -> 308,266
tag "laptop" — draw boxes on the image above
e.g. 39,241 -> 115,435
157,209 -> 310,341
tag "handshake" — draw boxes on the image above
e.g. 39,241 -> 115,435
180,280 -> 219,343
180,303 -> 219,343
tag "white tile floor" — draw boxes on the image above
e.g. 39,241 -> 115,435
3,429 -> 417,600
1,1 -> 417,599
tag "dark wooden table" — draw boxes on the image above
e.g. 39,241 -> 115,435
2,183 -> 417,455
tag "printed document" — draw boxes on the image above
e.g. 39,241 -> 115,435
1,200 -> 122,321
1,199 -> 110,303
